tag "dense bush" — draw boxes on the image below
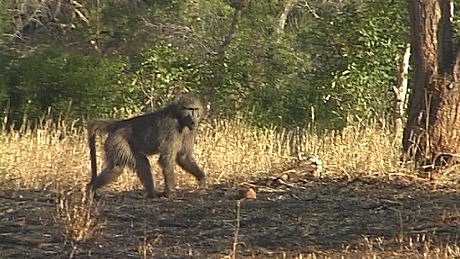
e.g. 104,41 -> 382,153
120,43 -> 205,111
0,0 -> 409,130
3,45 -> 127,123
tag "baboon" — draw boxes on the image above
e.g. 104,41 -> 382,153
86,93 -> 206,198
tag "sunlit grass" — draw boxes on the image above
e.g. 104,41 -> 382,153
0,117 -> 406,191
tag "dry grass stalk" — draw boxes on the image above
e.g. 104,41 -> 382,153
231,199 -> 242,259
56,190 -> 101,243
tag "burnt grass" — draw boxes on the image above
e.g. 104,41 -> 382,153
0,174 -> 459,258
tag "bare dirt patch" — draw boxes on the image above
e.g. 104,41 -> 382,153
1,175 -> 459,258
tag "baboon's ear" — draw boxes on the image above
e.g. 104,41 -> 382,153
171,93 -> 203,108
169,95 -> 181,105
171,93 -> 190,105
199,102 -> 209,120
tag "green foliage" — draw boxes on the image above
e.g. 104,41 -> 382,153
0,48 -> 12,106
0,3 -> 14,105
120,43 -> 204,110
298,0 -> 408,126
0,0 -> 410,130
200,0 -> 406,128
5,45 -> 127,122
334,0 -> 408,119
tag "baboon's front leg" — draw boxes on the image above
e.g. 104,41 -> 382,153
176,153 -> 206,189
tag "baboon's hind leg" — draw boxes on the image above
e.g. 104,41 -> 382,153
132,153 -> 156,198
88,164 -> 124,191
158,154 -> 177,197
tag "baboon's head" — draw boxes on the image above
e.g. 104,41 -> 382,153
171,93 -> 204,130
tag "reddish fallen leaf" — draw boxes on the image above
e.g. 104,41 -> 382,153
243,187 -> 256,200
238,187 -> 256,200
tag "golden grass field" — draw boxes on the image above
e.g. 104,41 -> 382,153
0,117 -> 459,258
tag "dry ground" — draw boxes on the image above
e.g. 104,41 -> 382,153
1,173 -> 459,258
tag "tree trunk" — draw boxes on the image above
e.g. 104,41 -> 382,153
403,0 -> 460,167
274,0 -> 297,36
393,44 -> 410,145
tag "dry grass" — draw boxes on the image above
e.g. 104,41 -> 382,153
0,116 -> 458,258
56,190 -> 102,243
0,117 -> 406,190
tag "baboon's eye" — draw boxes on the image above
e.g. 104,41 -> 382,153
184,107 -> 198,110
184,107 -> 200,117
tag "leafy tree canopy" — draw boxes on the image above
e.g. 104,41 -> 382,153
0,0 -> 411,129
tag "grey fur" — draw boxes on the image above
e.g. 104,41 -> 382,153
86,93 -> 206,198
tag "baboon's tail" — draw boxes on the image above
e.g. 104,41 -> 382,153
87,119 -> 112,183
